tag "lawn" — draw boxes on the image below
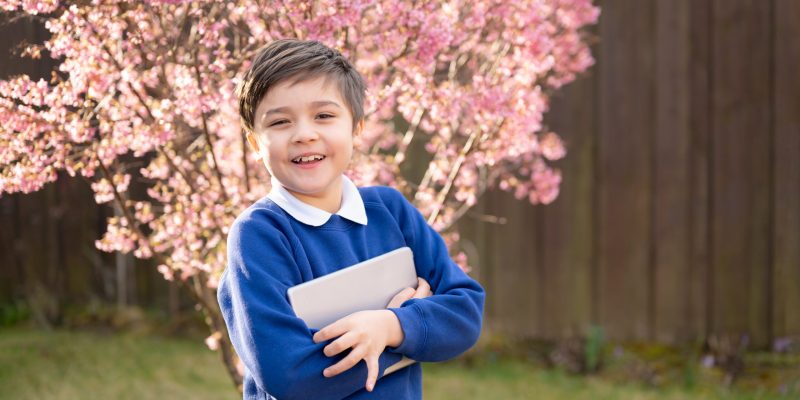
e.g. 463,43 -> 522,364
0,326 -> 795,399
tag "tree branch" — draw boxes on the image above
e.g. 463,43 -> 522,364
393,108 -> 424,164
426,129 -> 478,225
97,156 -> 153,256
191,51 -> 230,203
426,117 -> 505,226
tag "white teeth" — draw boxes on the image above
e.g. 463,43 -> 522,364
293,154 -> 325,163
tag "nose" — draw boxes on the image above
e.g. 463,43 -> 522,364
291,120 -> 319,143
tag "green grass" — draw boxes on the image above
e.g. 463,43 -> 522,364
0,326 -> 237,400
423,360 -> 792,400
0,326 -> 796,399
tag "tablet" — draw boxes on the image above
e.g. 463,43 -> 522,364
287,246 -> 418,330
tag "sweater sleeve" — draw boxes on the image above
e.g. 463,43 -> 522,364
217,212 -> 404,400
384,188 -> 485,362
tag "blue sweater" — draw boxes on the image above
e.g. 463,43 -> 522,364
217,186 -> 485,399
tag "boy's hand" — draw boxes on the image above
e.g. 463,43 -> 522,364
313,309 -> 399,392
312,278 -> 431,392
387,277 -> 431,308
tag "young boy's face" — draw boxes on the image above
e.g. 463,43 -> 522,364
247,75 -> 361,211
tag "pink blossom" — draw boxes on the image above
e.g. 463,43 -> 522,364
0,0 -> 597,380
205,331 -> 222,351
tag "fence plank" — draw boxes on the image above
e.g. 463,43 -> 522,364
711,0 -> 772,346
596,0 -> 655,340
653,0 -> 692,343
541,69 -> 597,339
0,195 -> 22,303
483,190 -> 541,337
688,0 -> 712,341
773,0 -> 800,338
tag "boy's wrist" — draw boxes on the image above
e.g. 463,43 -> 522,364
381,309 -> 404,348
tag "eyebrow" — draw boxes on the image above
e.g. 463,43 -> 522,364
262,100 -> 343,118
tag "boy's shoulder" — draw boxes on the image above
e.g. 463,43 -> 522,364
229,196 -> 293,238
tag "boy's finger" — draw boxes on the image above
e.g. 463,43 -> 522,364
314,320 -> 348,343
323,331 -> 356,357
413,278 -> 431,299
323,346 -> 366,378
386,287 -> 415,308
365,355 -> 379,392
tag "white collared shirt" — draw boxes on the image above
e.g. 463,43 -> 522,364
266,175 -> 368,227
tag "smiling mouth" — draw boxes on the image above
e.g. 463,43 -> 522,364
292,154 -> 326,164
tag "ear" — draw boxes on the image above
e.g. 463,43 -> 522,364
245,132 -> 262,159
353,119 -> 365,137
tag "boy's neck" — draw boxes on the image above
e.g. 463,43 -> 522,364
283,179 -> 343,214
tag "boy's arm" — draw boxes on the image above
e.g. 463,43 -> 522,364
384,188 -> 486,362
217,216 -> 404,400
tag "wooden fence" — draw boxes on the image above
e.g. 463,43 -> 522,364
2,0 -> 798,346
459,0 -> 800,347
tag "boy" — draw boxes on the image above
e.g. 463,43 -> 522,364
217,39 -> 485,400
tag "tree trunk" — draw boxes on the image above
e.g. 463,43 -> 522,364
185,273 -> 243,393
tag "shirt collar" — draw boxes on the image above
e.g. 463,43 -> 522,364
266,175 -> 368,227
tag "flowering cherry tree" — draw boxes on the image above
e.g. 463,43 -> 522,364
0,0 -> 598,389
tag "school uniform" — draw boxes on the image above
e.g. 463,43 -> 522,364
218,175 -> 485,399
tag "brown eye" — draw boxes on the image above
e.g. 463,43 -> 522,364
317,113 -> 334,119
269,119 -> 288,127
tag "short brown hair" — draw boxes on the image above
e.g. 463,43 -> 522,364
237,39 -> 367,133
